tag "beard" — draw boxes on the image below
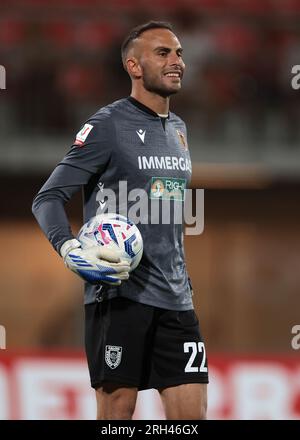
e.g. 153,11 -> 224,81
142,68 -> 181,98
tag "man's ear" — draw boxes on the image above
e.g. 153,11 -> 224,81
126,57 -> 142,79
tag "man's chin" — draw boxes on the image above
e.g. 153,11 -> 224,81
164,89 -> 180,98
156,85 -> 181,98
144,82 -> 181,98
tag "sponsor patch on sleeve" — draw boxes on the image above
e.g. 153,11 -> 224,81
74,123 -> 94,146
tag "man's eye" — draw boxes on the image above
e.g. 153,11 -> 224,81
159,52 -> 167,56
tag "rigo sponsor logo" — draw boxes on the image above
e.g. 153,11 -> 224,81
150,177 -> 186,201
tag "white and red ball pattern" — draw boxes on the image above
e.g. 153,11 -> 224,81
77,213 -> 143,272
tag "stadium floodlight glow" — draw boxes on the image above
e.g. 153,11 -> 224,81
0,65 -> 6,90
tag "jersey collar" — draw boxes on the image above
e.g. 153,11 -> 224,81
127,96 -> 169,119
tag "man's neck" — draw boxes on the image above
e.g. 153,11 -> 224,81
130,90 -> 169,115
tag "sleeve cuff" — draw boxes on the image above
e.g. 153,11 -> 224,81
60,238 -> 81,259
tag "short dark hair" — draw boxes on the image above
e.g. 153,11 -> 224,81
121,21 -> 174,66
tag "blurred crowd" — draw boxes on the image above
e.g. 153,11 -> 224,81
0,1 -> 299,351
1,0 -> 300,162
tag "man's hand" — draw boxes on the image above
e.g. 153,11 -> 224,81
60,239 -> 130,286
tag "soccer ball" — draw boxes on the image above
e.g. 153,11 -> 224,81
77,213 -> 143,272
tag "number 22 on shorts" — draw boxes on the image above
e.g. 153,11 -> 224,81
184,342 -> 208,373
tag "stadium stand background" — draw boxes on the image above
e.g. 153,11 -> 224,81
0,0 -> 299,357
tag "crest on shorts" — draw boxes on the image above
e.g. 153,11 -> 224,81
105,345 -> 122,369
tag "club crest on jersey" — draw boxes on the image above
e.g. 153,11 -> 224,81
105,345 -> 122,369
74,123 -> 93,146
176,130 -> 188,150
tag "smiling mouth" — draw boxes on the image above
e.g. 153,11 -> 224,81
164,72 -> 181,78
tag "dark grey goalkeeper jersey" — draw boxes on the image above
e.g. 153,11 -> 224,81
32,97 -> 194,310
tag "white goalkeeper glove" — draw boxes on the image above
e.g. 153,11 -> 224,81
60,239 -> 130,286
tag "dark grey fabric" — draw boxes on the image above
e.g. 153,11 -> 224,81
32,98 -> 194,310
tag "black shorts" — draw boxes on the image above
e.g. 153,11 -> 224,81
85,297 -> 209,391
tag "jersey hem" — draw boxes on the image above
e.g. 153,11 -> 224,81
85,292 -> 194,311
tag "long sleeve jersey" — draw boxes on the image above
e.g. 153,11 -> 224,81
32,97 -> 194,310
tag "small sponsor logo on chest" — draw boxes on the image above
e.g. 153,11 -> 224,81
150,177 -> 186,201
136,129 -> 146,143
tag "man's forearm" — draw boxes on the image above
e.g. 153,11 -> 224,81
32,190 -> 76,254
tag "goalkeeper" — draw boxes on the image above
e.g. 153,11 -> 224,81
32,21 -> 208,420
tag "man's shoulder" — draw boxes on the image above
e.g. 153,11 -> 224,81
88,98 -> 130,125
169,111 -> 186,129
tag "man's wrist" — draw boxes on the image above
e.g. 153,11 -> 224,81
60,239 -> 81,259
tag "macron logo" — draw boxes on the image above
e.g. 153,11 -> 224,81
136,129 -> 146,144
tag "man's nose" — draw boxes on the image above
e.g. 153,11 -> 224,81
169,52 -> 184,67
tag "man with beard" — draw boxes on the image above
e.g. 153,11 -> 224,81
32,21 -> 208,420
